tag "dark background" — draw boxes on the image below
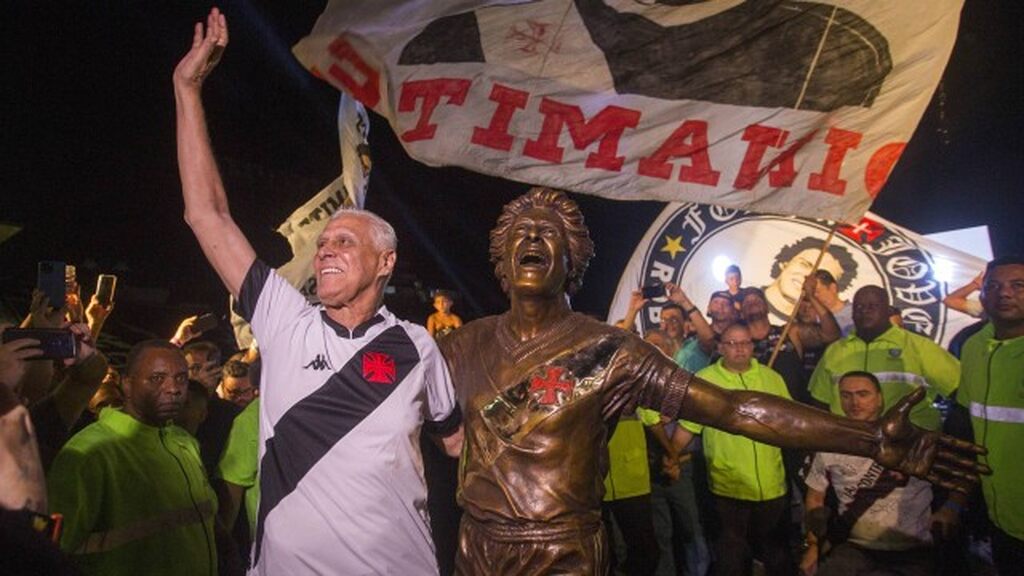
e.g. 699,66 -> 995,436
2,1 -> 1021,353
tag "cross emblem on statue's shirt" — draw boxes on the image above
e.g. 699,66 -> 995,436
529,366 -> 574,406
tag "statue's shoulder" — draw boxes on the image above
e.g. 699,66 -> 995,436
437,314 -> 500,355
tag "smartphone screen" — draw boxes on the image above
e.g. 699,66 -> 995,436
640,283 -> 664,299
1,328 -> 77,360
192,313 -> 218,334
95,274 -> 118,306
37,261 -> 66,309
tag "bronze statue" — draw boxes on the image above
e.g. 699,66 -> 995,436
439,187 -> 987,575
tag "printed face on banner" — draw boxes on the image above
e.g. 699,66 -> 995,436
635,205 -> 946,341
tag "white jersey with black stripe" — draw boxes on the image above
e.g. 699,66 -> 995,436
236,260 -> 459,575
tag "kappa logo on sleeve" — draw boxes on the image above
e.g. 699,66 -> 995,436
362,351 -> 397,384
303,354 -> 330,371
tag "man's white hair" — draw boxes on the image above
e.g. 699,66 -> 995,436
330,207 -> 397,252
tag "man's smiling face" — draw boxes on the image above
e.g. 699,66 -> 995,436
313,213 -> 392,308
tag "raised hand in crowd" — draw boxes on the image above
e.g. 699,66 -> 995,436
0,324 -> 48,516
791,273 -> 841,350
21,289 -> 65,329
171,315 -> 207,348
942,271 -> 986,317
0,324 -> 42,393
193,360 -> 222,392
65,282 -> 84,324
615,289 -> 648,332
664,281 -> 716,352
85,294 -> 114,339
17,291 -> 61,404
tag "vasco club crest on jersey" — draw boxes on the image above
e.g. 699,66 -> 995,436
362,351 -> 397,384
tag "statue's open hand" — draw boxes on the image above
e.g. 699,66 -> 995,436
875,386 -> 990,493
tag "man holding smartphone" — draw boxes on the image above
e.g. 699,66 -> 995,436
174,10 -> 461,575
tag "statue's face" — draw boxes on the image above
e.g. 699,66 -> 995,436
505,206 -> 569,298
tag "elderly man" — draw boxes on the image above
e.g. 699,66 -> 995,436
440,187 -> 986,575
174,10 -> 460,575
48,340 -> 218,575
801,371 -> 939,576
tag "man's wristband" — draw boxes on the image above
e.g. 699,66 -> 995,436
683,306 -> 698,317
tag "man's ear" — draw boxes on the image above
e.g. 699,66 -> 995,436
378,249 -> 396,278
120,373 -> 135,404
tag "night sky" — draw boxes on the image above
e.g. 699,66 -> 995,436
2,1 -> 1022,351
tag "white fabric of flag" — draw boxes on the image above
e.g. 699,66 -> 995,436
607,203 -> 987,348
293,0 -> 963,222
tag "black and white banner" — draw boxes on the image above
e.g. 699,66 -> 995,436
607,204 -> 986,347
294,0 -> 962,222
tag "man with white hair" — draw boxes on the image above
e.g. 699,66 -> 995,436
174,10 -> 461,575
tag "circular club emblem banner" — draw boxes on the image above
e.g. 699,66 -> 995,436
608,203 -> 986,347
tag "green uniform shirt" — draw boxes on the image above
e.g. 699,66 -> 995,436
48,408 -> 218,575
216,397 -> 260,536
957,323 -> 1024,540
808,325 -> 959,430
683,359 -> 790,501
603,408 -> 661,501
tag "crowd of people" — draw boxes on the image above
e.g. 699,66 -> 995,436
1,8 -> 1019,576
606,256 -> 1023,576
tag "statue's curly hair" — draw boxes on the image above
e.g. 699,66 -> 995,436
489,187 -> 595,296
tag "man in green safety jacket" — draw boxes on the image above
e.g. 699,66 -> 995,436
809,285 -> 960,430
602,406 -> 663,575
676,323 -> 795,576
958,256 -> 1024,574
48,340 -> 218,575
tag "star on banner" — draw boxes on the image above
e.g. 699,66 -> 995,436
660,235 -> 685,259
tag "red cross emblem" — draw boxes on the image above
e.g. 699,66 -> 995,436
362,351 -> 396,384
838,217 -> 886,244
529,366 -> 574,406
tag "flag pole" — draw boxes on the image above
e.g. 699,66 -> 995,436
767,221 -> 841,368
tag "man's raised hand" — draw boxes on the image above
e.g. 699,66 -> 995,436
173,7 -> 228,91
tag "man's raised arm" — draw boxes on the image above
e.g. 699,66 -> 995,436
174,8 -> 255,298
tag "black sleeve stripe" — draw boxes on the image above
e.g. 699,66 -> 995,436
236,260 -> 271,323
423,404 -> 462,437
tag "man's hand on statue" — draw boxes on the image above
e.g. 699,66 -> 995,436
174,7 -> 228,92
874,386 -> 990,493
